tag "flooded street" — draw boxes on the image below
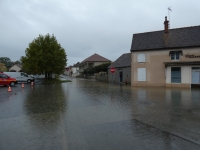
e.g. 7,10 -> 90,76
0,77 -> 200,150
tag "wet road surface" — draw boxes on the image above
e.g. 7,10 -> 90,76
0,77 -> 200,150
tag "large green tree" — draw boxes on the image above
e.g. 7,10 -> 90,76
21,34 -> 67,79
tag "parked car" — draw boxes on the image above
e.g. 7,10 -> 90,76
3,72 -> 34,83
0,73 -> 17,86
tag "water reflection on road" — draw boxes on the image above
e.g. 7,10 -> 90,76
0,77 -> 200,150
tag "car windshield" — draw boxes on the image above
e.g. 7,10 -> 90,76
0,74 -> 8,78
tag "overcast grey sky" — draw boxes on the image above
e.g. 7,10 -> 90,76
1,0 -> 200,66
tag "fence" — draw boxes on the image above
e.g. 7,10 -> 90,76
94,72 -> 108,82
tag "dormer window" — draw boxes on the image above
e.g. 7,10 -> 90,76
171,53 -> 180,60
169,51 -> 182,60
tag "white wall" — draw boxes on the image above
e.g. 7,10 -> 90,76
182,66 -> 191,84
9,65 -> 21,72
72,67 -> 79,76
166,67 -> 171,83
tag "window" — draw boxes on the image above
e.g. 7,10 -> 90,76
138,68 -> 146,81
0,74 -> 7,79
171,53 -> 180,60
137,54 -> 146,62
171,67 -> 181,83
169,51 -> 182,60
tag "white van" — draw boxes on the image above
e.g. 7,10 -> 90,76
33,74 -> 55,79
3,72 -> 35,83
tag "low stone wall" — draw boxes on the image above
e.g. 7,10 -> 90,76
85,76 -> 95,79
95,72 -> 108,82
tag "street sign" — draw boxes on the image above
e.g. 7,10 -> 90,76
110,67 -> 115,73
66,68 -> 69,71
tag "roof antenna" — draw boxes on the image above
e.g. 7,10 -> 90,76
168,7 -> 172,28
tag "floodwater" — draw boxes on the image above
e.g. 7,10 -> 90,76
0,77 -> 200,150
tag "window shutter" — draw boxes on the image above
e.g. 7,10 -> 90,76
138,68 -> 146,81
137,54 -> 146,62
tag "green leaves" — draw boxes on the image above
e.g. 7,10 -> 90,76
21,34 -> 67,79
0,57 -> 13,69
94,62 -> 111,73
83,62 -> 111,75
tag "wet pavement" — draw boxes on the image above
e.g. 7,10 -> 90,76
0,77 -> 200,150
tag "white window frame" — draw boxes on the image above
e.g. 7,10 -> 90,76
171,53 -> 180,60
138,68 -> 146,81
137,54 -> 146,62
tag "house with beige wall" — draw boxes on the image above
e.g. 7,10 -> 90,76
130,17 -> 200,88
79,53 -> 111,76
9,64 -> 22,72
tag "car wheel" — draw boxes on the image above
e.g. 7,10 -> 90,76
10,82 -> 15,86
27,79 -> 31,83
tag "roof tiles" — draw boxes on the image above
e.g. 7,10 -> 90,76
130,26 -> 200,51
81,53 -> 110,63
109,53 -> 131,68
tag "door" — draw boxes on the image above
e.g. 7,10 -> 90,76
192,71 -> 200,84
119,70 -> 123,82
0,74 -> 5,85
0,74 -> 7,85
16,73 -> 26,82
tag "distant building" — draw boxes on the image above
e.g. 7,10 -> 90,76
64,65 -> 72,76
71,62 -> 80,77
64,62 -> 80,77
130,16 -> 200,88
108,53 -> 131,84
79,53 -> 111,76
9,64 -> 22,72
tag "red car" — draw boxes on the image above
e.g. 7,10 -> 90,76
0,73 -> 17,86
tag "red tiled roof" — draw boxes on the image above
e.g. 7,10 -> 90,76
81,53 -> 111,63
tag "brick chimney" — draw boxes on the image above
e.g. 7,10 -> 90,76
164,16 -> 169,33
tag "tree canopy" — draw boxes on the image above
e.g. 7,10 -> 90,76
0,63 -> 7,72
0,57 -> 13,69
21,34 -> 67,79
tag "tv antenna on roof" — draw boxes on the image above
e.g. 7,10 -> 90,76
168,7 -> 172,28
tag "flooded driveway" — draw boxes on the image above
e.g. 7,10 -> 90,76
0,77 -> 200,150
